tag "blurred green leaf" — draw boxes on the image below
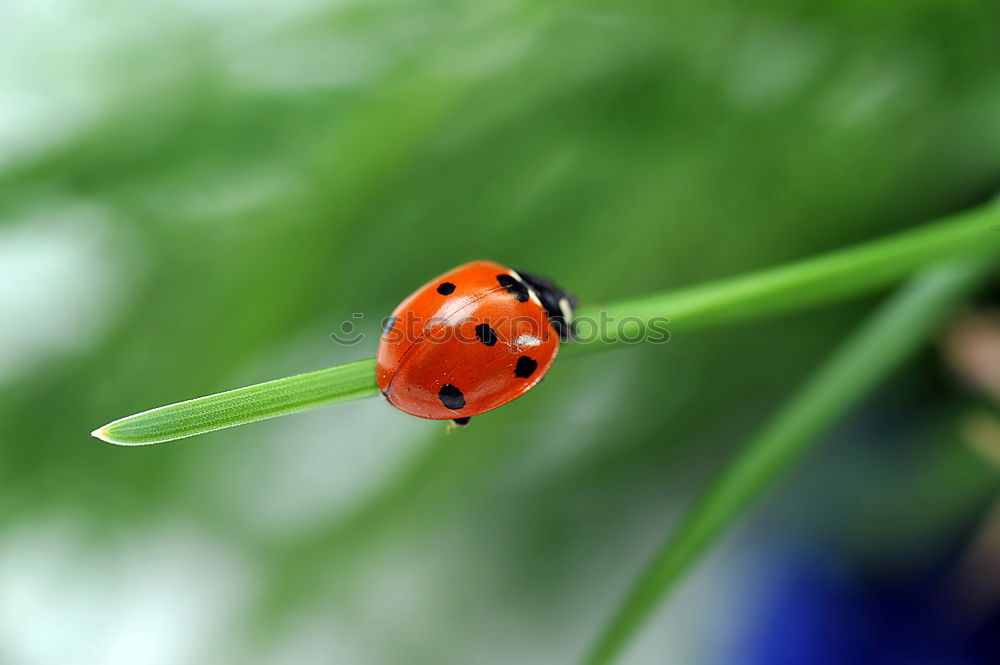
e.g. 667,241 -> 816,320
584,257 -> 995,665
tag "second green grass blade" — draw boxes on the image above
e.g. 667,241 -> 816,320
584,258 -> 995,665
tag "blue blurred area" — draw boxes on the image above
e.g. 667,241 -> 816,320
739,547 -> 999,665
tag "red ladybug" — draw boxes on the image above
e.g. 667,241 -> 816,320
376,260 -> 575,425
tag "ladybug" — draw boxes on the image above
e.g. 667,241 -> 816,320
376,260 -> 575,425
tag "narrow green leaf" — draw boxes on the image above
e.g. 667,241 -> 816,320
92,200 -> 1000,445
93,358 -> 379,445
583,258 -> 995,665
573,200 -> 1000,346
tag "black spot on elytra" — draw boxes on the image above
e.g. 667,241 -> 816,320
438,384 -> 466,410
381,315 -> 397,335
514,356 -> 537,378
437,282 -> 456,295
452,417 -> 471,426
475,323 -> 498,346
496,274 -> 529,302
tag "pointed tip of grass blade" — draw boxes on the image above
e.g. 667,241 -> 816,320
90,425 -> 113,443
91,424 -> 150,446
90,415 -> 158,446
89,357 -> 381,447
90,399 -> 175,445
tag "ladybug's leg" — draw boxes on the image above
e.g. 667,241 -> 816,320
452,417 -> 471,427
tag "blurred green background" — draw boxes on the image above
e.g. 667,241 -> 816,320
2,0 -> 1000,663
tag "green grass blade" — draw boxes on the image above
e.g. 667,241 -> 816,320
583,258 -> 995,665
92,200 -> 1000,445
573,200 -> 1000,346
93,358 -> 379,445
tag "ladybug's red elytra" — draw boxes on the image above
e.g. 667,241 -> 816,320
376,260 -> 576,425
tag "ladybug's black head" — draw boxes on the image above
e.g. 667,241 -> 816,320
515,269 -> 577,342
